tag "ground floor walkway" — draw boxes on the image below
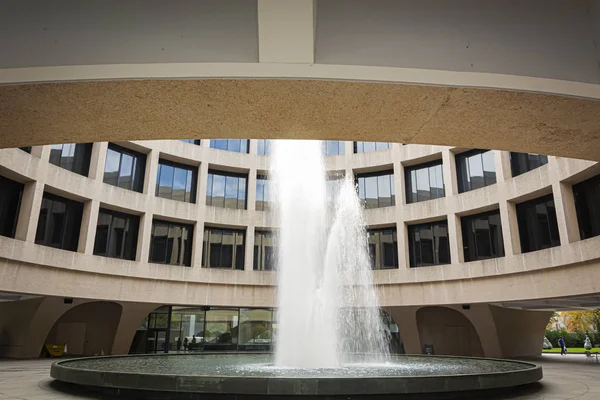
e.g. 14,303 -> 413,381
0,354 -> 598,399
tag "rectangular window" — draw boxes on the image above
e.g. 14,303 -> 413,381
257,140 -> 273,156
573,174 -> 600,240
255,174 -> 272,211
367,228 -> 399,269
326,171 -> 345,204
103,143 -> 146,193
206,170 -> 247,210
35,192 -> 83,251
356,170 -> 395,209
405,160 -> 445,203
461,210 -> 505,262
408,220 -> 451,267
202,227 -> 245,270
456,149 -> 496,193
155,160 -> 197,203
210,139 -> 249,154
322,140 -> 345,156
149,219 -> 193,266
180,139 -> 201,145
20,147 -> 32,153
49,143 -> 93,176
354,141 -> 392,153
254,231 -> 276,271
93,208 -> 140,260
510,152 -> 548,177
516,194 -> 561,253
0,175 -> 24,238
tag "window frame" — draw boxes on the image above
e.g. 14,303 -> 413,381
516,193 -> 561,253
405,160 -> 445,204
510,152 -> 548,178
93,208 -> 140,261
35,192 -> 83,251
461,209 -> 505,262
0,175 -> 24,238
573,174 -> 600,240
103,143 -> 146,193
210,139 -> 250,154
355,170 -> 396,209
366,227 -> 399,270
149,219 -> 194,267
48,143 -> 93,177
206,169 -> 248,210
155,159 -> 198,204
408,220 -> 451,268
253,230 -> 276,271
455,149 -> 497,193
202,227 -> 246,270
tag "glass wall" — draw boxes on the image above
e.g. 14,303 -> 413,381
239,308 -> 273,350
103,143 -> 146,193
354,141 -> 392,153
149,220 -> 193,266
456,149 -> 496,193
254,230 -> 276,271
93,208 -> 140,260
367,227 -> 399,269
206,170 -> 247,209
35,192 -> 83,251
0,175 -> 23,238
204,308 -> 240,350
405,161 -> 445,203
155,160 -> 197,203
322,140 -> 345,156
49,143 -> 93,176
180,139 -> 201,145
356,170 -> 395,208
255,174 -> 272,211
516,194 -> 560,253
257,139 -> 272,156
461,210 -> 505,262
510,152 -> 548,177
210,139 -> 249,153
408,220 -> 451,268
202,227 -> 245,270
573,174 -> 600,240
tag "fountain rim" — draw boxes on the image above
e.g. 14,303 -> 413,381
50,352 -> 543,396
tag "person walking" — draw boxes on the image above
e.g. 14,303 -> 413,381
176,337 -> 182,352
558,336 -> 567,355
183,337 -> 189,351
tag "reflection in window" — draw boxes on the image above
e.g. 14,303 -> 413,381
35,192 -> 83,251
206,170 -> 247,210
322,140 -> 345,156
204,308 -> 239,350
155,160 -> 197,203
354,141 -> 392,153
573,174 -> 600,240
170,306 -> 206,352
0,175 -> 24,238
255,174 -> 272,211
461,210 -> 505,262
257,140 -> 273,156
510,152 -> 548,177
202,227 -> 245,269
405,161 -> 445,203
239,308 -> 273,350
456,149 -> 496,193
254,231 -> 276,271
210,139 -> 249,154
149,219 -> 193,266
93,208 -> 139,260
516,194 -> 560,253
356,170 -> 395,209
367,228 -> 399,269
180,139 -> 200,145
49,143 -> 93,176
408,220 -> 451,267
103,143 -> 146,193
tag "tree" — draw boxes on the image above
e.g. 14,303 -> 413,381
546,312 -> 560,330
564,310 -> 600,334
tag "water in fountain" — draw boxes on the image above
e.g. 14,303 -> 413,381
272,139 -> 389,368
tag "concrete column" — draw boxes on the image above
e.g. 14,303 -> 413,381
197,162 -> 210,209
494,150 -> 512,183
31,145 -> 50,160
137,212 -> 154,263
394,161 -> 406,205
14,180 -> 45,242
201,139 -> 212,148
247,169 -> 257,211
78,200 -> 100,254
88,142 -> 108,181
553,181 -> 579,244
111,302 -> 159,355
192,221 -> 205,268
397,221 -> 410,268
386,306 -> 421,354
143,149 -> 160,196
344,141 -> 354,156
447,213 -> 463,263
249,139 -> 258,155
257,0 -> 316,63
442,150 -> 458,196
454,304 -> 503,358
501,201 -> 521,255
244,225 -> 256,271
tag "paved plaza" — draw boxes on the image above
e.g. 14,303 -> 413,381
0,354 -> 598,399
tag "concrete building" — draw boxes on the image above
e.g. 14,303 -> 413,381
1,0 -> 600,360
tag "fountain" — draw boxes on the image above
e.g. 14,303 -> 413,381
50,140 -> 542,398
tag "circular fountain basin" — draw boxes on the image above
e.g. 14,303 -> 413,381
51,353 -> 542,398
